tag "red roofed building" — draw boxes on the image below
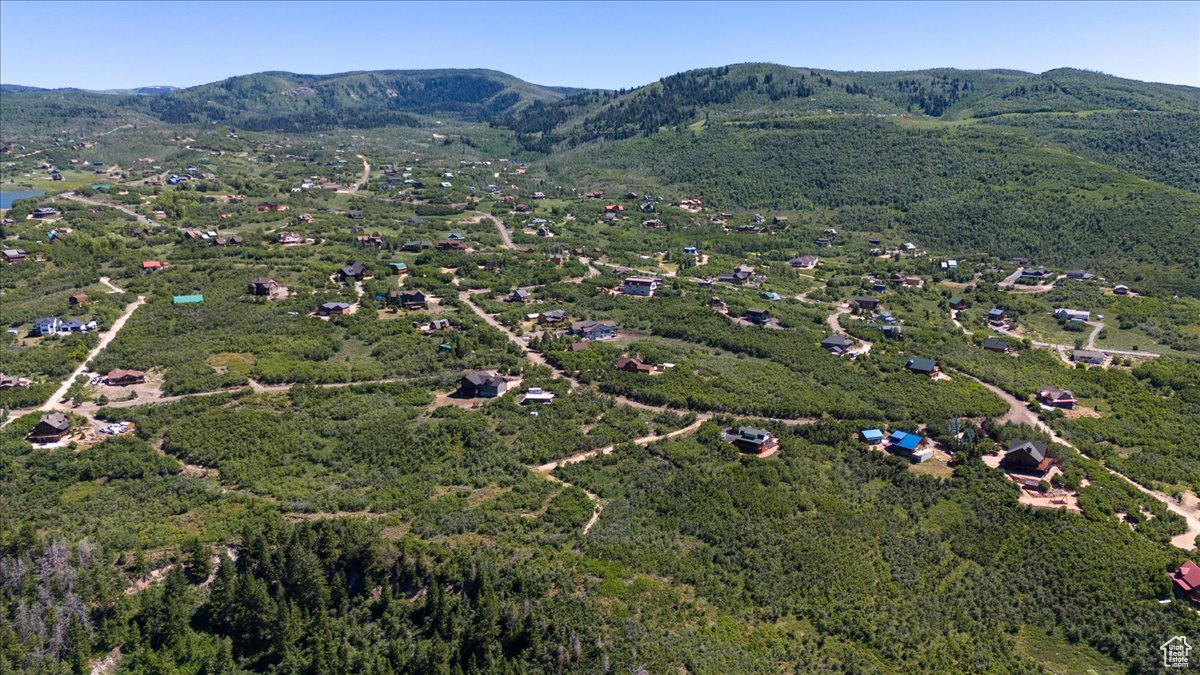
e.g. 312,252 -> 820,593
1171,560 -> 1200,603
142,260 -> 166,272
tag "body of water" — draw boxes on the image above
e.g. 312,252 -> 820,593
0,190 -> 46,210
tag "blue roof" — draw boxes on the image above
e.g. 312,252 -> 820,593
888,431 -> 922,451
860,429 -> 884,441
762,291 -> 781,301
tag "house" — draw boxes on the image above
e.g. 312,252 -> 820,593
317,301 -> 351,316
853,296 -> 880,311
531,192 -> 546,200
69,293 -> 87,307
513,204 -> 533,213
1021,268 -> 1054,281
1169,560 -> 1200,603
585,191 -> 605,199
821,334 -> 854,354
28,413 -> 71,444
1001,440 -> 1054,476
773,215 -> 788,225
278,232 -> 303,245
423,318 -> 452,332
520,387 -> 556,405
248,277 -> 287,298
31,207 -> 58,219
939,259 -> 958,270
708,296 -> 727,311
338,261 -> 368,282
0,373 -> 32,390
745,308 -> 771,325
257,201 -> 288,212
789,255 -> 819,270
390,290 -> 427,310
458,371 -> 508,398
1055,308 -> 1091,322
508,289 -> 532,303
436,239 -> 466,251
401,240 -> 431,252
614,356 -> 656,374
729,426 -> 778,454
987,308 -> 1009,325
1011,257 -> 1031,266
815,237 -> 832,247
105,369 -> 146,386
389,262 -> 408,276
30,317 -> 63,336
982,337 -> 1012,353
879,325 -> 903,339
948,296 -> 966,310
761,291 -> 781,302
142,260 -> 165,272
643,219 -> 664,228
1113,284 -> 1130,295
355,235 -> 385,248
683,246 -> 698,255
859,428 -> 885,445
890,273 -> 924,288
1037,387 -> 1077,409
904,357 -> 939,377
539,309 -> 567,325
604,204 -> 624,213
570,320 -> 616,340
622,277 -> 661,297
173,294 -> 204,305
3,249 -> 27,263
1072,349 -> 1107,365
887,431 -> 931,462
1066,270 -> 1094,281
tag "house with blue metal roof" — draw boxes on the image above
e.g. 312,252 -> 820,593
859,428 -> 884,444
887,431 -> 932,462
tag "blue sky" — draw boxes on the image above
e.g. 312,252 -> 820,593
2,1 -> 1197,89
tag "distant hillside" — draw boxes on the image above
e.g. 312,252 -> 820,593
500,64 -> 1200,151
1,69 -> 574,139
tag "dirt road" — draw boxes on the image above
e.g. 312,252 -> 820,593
61,192 -> 161,227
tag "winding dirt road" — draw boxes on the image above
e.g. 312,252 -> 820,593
61,192 -> 162,227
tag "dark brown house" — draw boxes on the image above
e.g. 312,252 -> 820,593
28,413 -> 71,443
1000,440 -> 1055,476
69,293 -> 88,307
105,369 -> 147,386
389,290 -> 428,310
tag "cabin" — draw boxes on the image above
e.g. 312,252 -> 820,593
1113,284 -> 1130,295
422,318 -> 452,332
622,277 -> 661,297
436,240 -> 466,251
68,293 -> 87,307
389,262 -> 408,276
1001,440 -> 1054,476
1054,308 -> 1091,322
853,296 -> 881,311
520,387 -> 556,405
729,426 -> 778,454
683,246 -> 698,255
0,373 -> 32,390
389,290 -> 427,310
789,255 -> 819,270
31,207 -> 58,219
988,308 -> 1009,325
173,294 -> 203,305
982,337 -> 1012,353
570,320 -> 616,340
1020,268 -> 1054,281
708,296 -> 727,311
1066,270 -> 1094,281
317,301 -> 351,316
614,356 -> 656,374
1170,561 -> 1200,603
948,296 -> 966,310
1072,349 -> 1106,365
401,240 -> 431,252
278,232 -> 303,245
539,309 -> 567,325
28,413 -> 71,444
761,291 -> 781,302
1037,387 -> 1077,409
105,369 -> 146,386
773,215 -> 788,225
338,261 -> 368,282
859,428 -> 885,445
3,249 -> 27,263
507,289 -> 532,303
745,308 -> 771,325
355,235 -> 385,248
887,431 -> 931,462
821,334 -> 854,355
142,260 -> 165,272
458,371 -> 508,398
904,357 -> 939,377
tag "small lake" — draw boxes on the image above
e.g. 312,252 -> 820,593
0,190 -> 46,210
